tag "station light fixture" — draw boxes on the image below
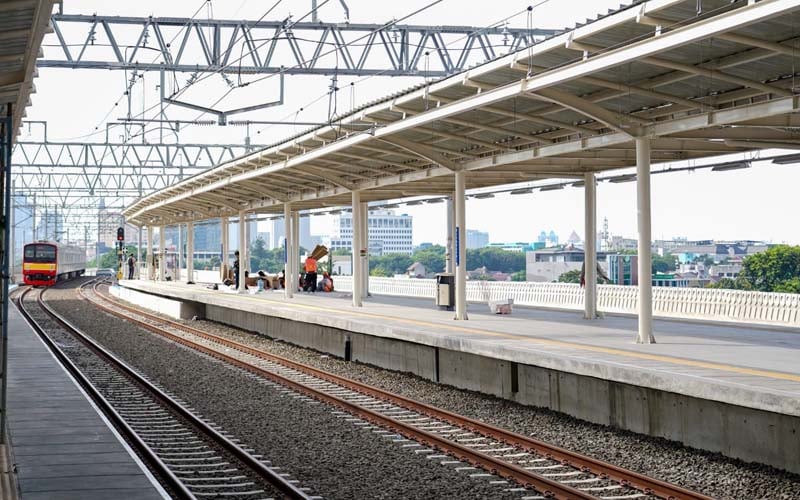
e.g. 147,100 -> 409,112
425,198 -> 444,204
571,181 -> 585,188
539,184 -> 565,191
383,203 -> 400,208
771,153 -> 800,165
711,161 -> 751,172
609,174 -> 637,183
405,200 -> 424,206
473,193 -> 495,199
509,188 -> 533,195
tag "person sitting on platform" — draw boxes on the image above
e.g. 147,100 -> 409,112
320,271 -> 334,292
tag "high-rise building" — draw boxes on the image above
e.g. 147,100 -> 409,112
193,220 -> 221,254
271,217 -> 312,250
466,229 -> 489,249
328,209 -> 413,255
271,219 -> 285,250
38,208 -> 67,242
12,193 -> 35,266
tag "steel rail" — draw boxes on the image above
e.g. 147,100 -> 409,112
27,282 -> 313,500
14,286 -> 195,500
90,282 -> 714,500
84,282 -> 588,499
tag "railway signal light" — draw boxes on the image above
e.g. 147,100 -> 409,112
117,227 -> 125,241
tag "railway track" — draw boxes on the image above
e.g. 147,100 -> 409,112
85,280 -> 713,500
14,284 -> 315,500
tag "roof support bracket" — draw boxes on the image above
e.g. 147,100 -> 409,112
375,136 -> 461,171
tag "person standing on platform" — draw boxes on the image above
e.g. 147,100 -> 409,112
233,250 -> 241,289
304,255 -> 318,293
127,253 -> 136,280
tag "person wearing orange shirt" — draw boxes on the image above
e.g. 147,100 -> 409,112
303,256 -> 318,292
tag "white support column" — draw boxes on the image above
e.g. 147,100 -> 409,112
636,138 -> 656,344
360,202 -> 369,299
145,226 -> 152,280
158,226 -> 165,281
454,171 -> 467,320
283,203 -> 293,299
176,224 -> 183,281
219,217 -> 231,281
292,211 -> 300,293
140,226 -> 147,280
135,226 -> 141,279
186,221 -> 195,284
351,192 -> 363,307
238,211 -> 247,293
584,172 -> 598,320
446,196 -> 455,274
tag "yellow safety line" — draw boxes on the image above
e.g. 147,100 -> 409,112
160,284 -> 800,384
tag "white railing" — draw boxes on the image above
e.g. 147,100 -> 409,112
335,276 -> 800,328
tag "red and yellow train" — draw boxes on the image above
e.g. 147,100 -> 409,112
23,241 -> 86,286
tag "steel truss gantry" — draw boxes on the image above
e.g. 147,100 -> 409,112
41,14 -> 558,76
12,140 -> 267,200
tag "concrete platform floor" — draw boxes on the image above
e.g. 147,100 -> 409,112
121,280 -> 800,418
5,304 -> 167,500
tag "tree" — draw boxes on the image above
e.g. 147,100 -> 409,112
94,245 -> 140,269
738,245 -> 800,292
707,277 -> 737,290
411,245 -> 446,274
652,254 -> 676,274
369,254 -> 413,276
558,269 -> 581,283
511,270 -> 527,282
466,247 -> 525,273
370,266 -> 392,277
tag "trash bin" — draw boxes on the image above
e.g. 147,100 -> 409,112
435,273 -> 455,310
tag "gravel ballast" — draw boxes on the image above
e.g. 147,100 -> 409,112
96,283 -> 800,500
46,280 -> 527,500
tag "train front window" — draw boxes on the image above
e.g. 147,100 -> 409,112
25,245 -> 56,262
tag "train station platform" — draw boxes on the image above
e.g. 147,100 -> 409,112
116,279 -> 800,474
3,304 -> 168,500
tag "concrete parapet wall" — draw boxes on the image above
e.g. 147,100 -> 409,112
336,276 -> 800,330
121,284 -> 800,474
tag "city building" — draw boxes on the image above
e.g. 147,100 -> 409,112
606,254 -> 638,285
38,208 -> 66,242
536,230 -> 559,247
566,230 -> 581,247
271,217 -> 313,250
708,263 -> 743,281
672,241 -> 771,264
609,235 -> 638,252
193,220 -> 222,257
12,193 -> 35,266
407,262 -> 427,278
606,254 -> 692,287
526,247 -> 609,282
328,209 -> 413,255
331,255 -> 352,276
466,230 -> 489,249
487,242 -> 530,253
652,273 -> 690,287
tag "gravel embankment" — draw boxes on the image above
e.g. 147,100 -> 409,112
47,279 -> 527,500
20,289 -> 286,500
95,283 -> 800,500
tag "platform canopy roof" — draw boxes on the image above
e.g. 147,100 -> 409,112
126,0 -> 800,226
0,0 -> 54,139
